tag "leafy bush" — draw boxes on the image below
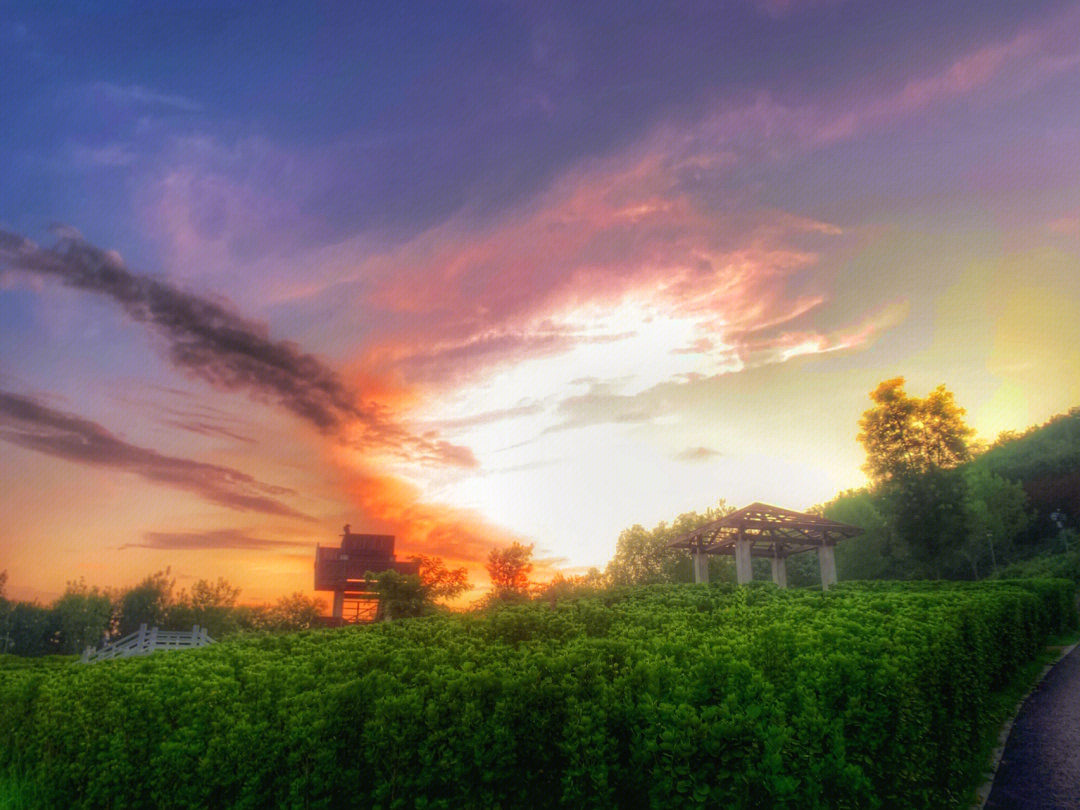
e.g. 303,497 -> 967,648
0,582 -> 1074,809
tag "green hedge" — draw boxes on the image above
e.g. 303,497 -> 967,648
1,581 -> 1075,809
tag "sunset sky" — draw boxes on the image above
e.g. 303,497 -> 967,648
2,0 -> 1079,604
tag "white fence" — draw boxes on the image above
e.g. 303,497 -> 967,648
81,623 -> 215,664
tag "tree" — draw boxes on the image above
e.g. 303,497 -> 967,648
3,602 -> 58,656
961,467 -> 1030,578
606,501 -> 735,586
370,571 -> 429,620
371,556 -> 471,620
858,378 -> 973,484
168,577 -> 241,638
266,593 -> 325,631
116,570 -> 174,635
486,542 -> 534,601
537,569 -> 608,607
414,555 -> 471,602
819,490 -> 908,581
53,579 -> 113,654
858,379 -> 974,576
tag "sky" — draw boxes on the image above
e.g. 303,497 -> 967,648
1,0 -> 1079,605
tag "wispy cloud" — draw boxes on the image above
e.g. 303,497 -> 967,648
87,82 -> 203,113
0,228 -> 476,468
123,529 -> 307,552
674,446 -> 723,462
0,389 -> 310,519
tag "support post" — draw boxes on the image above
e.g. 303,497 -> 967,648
818,544 -> 837,590
770,555 -> 787,588
332,590 -> 345,619
735,533 -> 753,584
693,549 -> 710,584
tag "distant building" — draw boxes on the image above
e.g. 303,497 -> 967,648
314,525 -> 420,622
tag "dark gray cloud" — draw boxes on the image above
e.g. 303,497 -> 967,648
123,529 -> 306,552
0,390 -> 311,519
0,228 -> 475,467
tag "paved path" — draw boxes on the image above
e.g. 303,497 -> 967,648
985,645 -> 1080,810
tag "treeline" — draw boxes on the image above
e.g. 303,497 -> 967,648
825,386 -> 1080,582
0,569 -> 324,657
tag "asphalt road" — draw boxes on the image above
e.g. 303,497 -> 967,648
985,645 -> 1080,810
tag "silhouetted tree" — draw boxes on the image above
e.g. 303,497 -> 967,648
414,555 -> 471,602
116,570 -> 174,635
486,542 -> 534,601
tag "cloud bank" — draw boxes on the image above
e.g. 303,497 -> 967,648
0,228 -> 476,468
0,390 -> 310,519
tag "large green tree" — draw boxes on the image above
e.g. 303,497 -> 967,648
858,378 -> 973,483
858,378 -> 974,576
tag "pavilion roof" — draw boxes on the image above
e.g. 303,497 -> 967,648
667,502 -> 864,559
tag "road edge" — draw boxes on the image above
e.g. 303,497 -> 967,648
972,640 -> 1080,809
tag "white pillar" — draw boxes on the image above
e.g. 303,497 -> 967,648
771,556 -> 787,588
818,544 -> 837,590
693,550 -> 710,584
332,590 -> 345,619
735,537 -> 753,584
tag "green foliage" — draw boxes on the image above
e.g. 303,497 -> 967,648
821,490 -> 908,581
116,570 -> 174,636
606,500 -> 735,585
960,467 -> 1030,578
166,578 -> 242,639
0,603 -> 57,657
370,571 -> 429,620
52,579 -> 113,655
1,582 -> 1073,810
982,406 -> 1080,482
857,379 -> 975,575
994,549 -> 1080,584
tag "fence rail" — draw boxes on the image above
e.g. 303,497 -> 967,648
81,624 -> 214,664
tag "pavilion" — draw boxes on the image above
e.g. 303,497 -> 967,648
667,502 -> 864,589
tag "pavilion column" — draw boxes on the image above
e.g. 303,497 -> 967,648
332,590 -> 345,619
770,555 -> 787,588
693,549 -> 710,584
818,544 -> 837,590
735,533 -> 753,584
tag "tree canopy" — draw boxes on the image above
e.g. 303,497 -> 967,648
858,377 -> 973,485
